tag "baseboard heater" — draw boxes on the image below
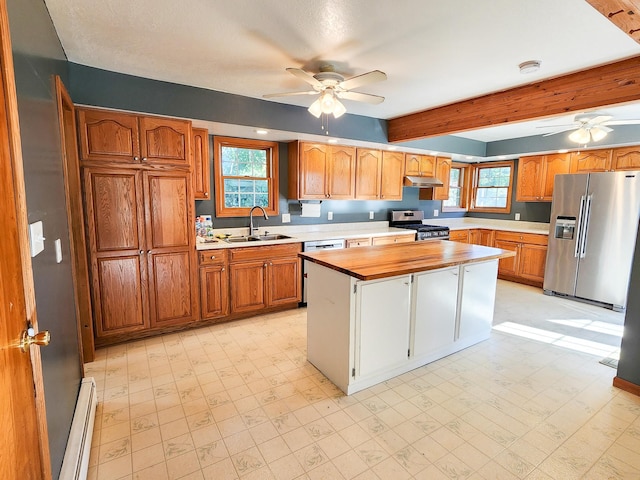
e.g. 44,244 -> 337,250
60,377 -> 97,480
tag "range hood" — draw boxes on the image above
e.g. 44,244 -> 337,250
403,175 -> 444,188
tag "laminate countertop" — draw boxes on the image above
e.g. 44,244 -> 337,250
299,240 -> 515,281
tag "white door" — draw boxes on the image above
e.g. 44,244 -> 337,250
355,275 -> 411,378
458,260 -> 498,341
412,267 -> 459,358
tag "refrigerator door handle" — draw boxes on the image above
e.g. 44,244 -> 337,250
579,194 -> 593,259
574,195 -> 586,258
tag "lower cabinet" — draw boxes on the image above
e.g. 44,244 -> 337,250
494,231 -> 548,287
371,234 -> 415,245
346,237 -> 372,248
469,229 -> 495,247
306,259 -> 499,394
199,250 -> 229,320
448,230 -> 469,243
229,243 -> 301,314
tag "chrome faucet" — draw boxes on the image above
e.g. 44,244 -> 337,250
249,205 -> 268,236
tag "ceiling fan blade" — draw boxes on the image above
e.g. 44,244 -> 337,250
595,125 -> 613,133
263,91 -> 317,98
339,70 -> 387,90
586,115 -> 613,125
337,91 -> 385,104
286,67 -> 323,88
602,119 -> 640,125
535,123 -> 577,129
542,127 -> 577,137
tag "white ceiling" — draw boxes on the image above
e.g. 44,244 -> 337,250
44,0 -> 640,142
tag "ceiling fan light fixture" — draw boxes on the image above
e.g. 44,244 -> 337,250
569,128 -> 591,144
519,60 -> 541,74
332,99 -> 346,118
319,90 -> 336,114
590,126 -> 608,142
308,98 -> 323,118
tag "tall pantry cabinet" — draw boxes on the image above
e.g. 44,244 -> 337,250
77,107 -> 199,345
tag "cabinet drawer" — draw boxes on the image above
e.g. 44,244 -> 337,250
229,243 -> 301,262
494,231 -> 548,246
372,234 -> 414,245
448,230 -> 469,243
346,237 -> 372,248
198,249 -> 228,265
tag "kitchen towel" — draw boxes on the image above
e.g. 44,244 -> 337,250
301,203 -> 322,217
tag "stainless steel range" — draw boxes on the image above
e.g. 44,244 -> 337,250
389,210 -> 450,241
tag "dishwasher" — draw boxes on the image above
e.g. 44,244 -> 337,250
301,238 -> 346,305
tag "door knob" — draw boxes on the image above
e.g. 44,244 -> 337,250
20,329 -> 50,352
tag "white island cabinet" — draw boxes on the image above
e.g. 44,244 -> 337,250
305,258 -> 499,394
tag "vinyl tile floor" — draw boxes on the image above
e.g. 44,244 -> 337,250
85,280 -> 640,480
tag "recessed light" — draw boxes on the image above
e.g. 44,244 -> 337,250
498,155 -> 506,159
558,149 -> 569,153
328,138 -> 339,144
430,151 -> 439,156
519,60 -> 541,74
465,156 -> 474,160
388,146 -> 398,151
255,129 -> 268,135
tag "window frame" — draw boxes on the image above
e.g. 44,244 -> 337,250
442,162 -> 470,213
469,160 -> 514,214
213,136 -> 279,218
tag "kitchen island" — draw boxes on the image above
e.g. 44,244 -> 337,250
300,240 -> 514,394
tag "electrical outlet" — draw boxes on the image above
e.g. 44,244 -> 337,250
433,209 -> 439,217
282,213 -> 291,223
328,211 -> 333,220
515,213 -> 521,221
369,211 -> 374,220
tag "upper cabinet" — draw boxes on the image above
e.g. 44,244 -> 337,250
404,153 -> 435,176
570,149 -> 612,173
355,148 -> 382,200
192,127 -> 210,200
379,151 -> 404,200
77,107 -> 192,167
612,146 -> 640,171
288,141 -> 356,200
516,153 -> 571,202
418,156 -> 451,201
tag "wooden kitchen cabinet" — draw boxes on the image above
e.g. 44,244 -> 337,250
192,127 -> 210,199
494,230 -> 548,287
448,230 -> 469,243
83,167 -> 198,344
372,234 -> 415,245
570,149 -> 612,173
77,107 -> 192,167
355,148 -> 382,200
198,250 -> 229,320
229,243 -> 301,314
380,150 -> 404,200
404,153 -> 435,176
288,141 -> 355,199
612,146 -> 640,170
418,156 -> 452,201
469,229 -> 494,246
346,237 -> 372,248
516,153 -> 571,202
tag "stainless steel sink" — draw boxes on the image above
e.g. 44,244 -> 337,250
224,234 -> 292,243
255,234 -> 292,241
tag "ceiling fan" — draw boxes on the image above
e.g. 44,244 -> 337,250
540,113 -> 640,144
263,64 -> 387,118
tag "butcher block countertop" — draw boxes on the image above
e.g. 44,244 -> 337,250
299,240 -> 515,281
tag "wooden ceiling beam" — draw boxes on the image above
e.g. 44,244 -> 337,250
387,55 -> 640,143
586,0 -> 640,44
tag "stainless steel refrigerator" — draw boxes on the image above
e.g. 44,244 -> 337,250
544,171 -> 640,311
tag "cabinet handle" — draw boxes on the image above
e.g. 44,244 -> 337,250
221,267 -> 225,272
139,250 -> 144,255
141,157 -> 147,162
263,263 -> 268,268
210,255 -> 216,259
204,192 -> 208,197
147,250 -> 152,254
270,262 -> 273,266
134,156 -> 140,162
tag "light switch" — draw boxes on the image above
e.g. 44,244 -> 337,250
328,212 -> 333,220
282,213 -> 291,223
515,213 -> 521,221
55,239 -> 63,263
29,221 -> 45,257
369,211 -> 374,220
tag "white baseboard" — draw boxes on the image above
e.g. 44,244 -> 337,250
59,377 -> 97,480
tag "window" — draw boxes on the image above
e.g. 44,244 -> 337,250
213,136 -> 279,217
471,161 -> 513,213
442,163 -> 468,211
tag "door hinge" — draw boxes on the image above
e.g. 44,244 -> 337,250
353,284 -> 357,294
352,367 -> 356,377
408,348 -> 411,358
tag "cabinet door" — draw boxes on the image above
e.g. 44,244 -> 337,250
540,153 -> 571,200
412,267 -> 458,358
518,244 -> 547,284
448,230 -> 469,243
612,146 -> 640,171
372,235 -> 414,245
77,109 -> 140,164
570,149 -> 612,173
380,151 -> 404,200
404,153 -> 421,175
230,260 -> 267,313
139,116 -> 191,166
200,265 -> 229,319
148,251 -> 198,327
516,155 -> 543,201
458,261 -> 498,342
469,229 -> 494,247
419,155 -> 436,176
92,254 -> 148,337
346,237 -> 372,248
356,276 -> 411,378
431,157 -> 451,201
327,145 -> 356,199
494,240 -> 519,276
355,148 -> 381,199
300,143 -> 328,199
192,127 -> 211,200
267,257 -> 301,306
